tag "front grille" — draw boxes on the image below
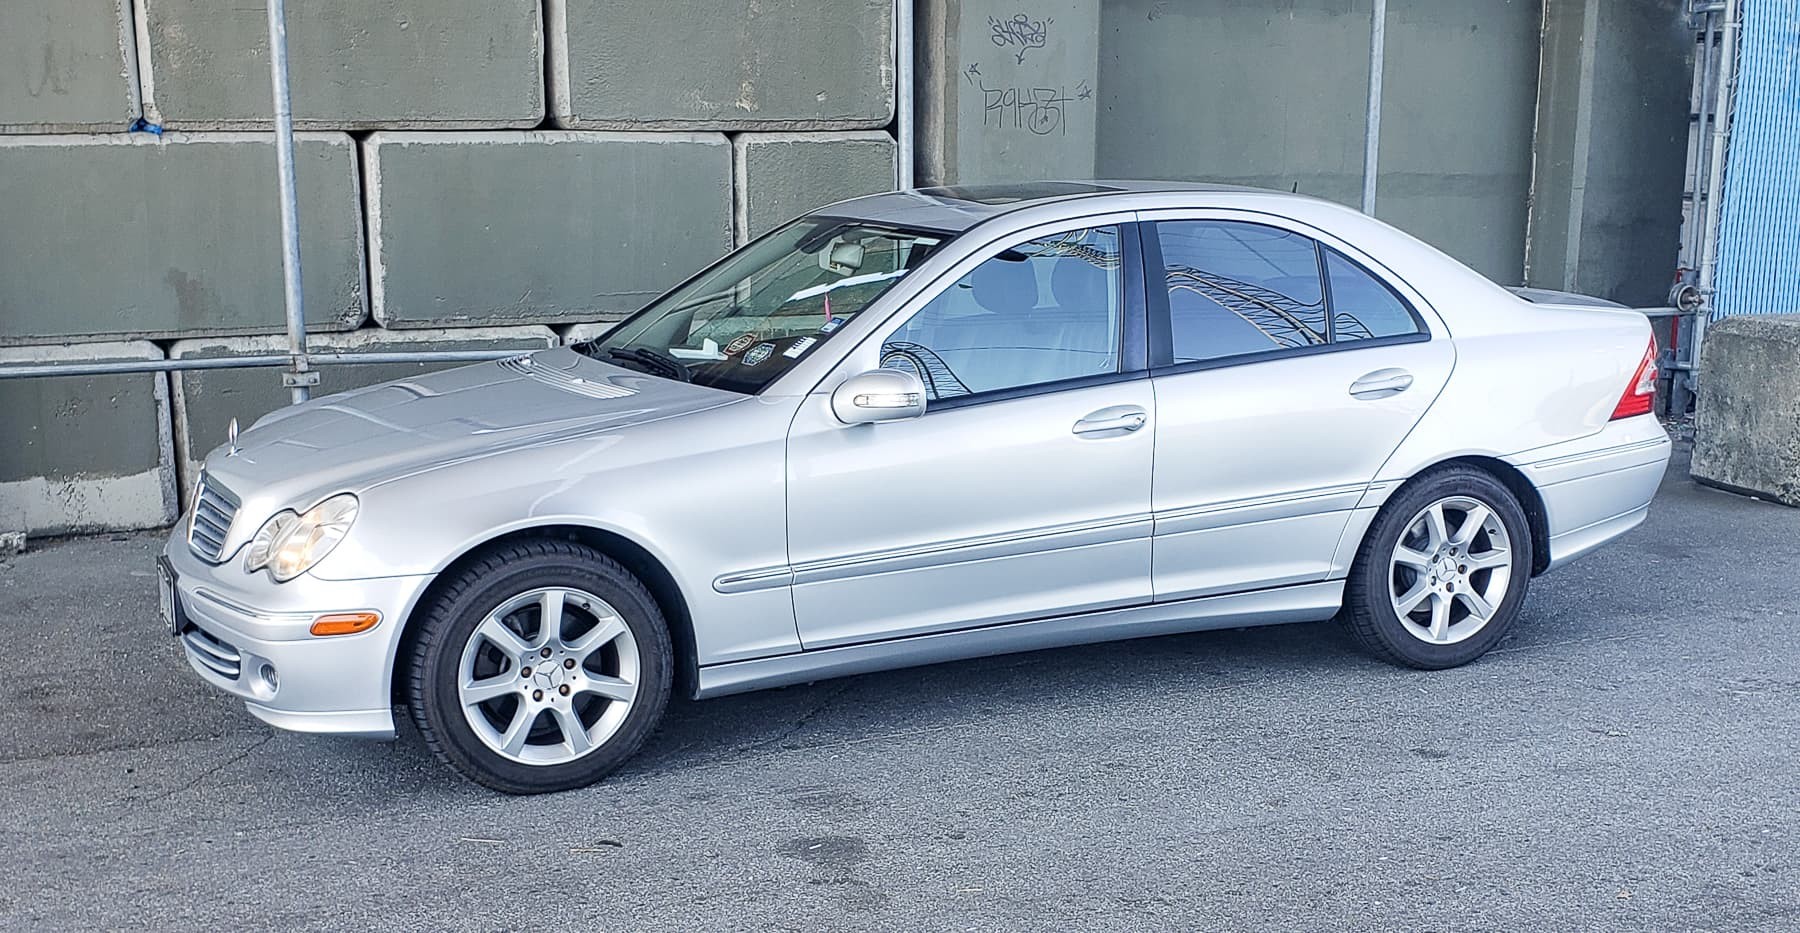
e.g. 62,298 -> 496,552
188,474 -> 240,562
182,626 -> 243,681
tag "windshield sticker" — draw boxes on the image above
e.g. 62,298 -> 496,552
820,317 -> 845,334
723,333 -> 759,356
742,342 -> 775,366
783,336 -> 818,359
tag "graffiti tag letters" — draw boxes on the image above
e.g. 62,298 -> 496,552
980,82 -> 1071,136
988,13 -> 1051,64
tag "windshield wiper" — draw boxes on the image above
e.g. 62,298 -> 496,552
600,346 -> 692,383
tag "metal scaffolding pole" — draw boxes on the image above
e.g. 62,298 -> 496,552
1360,0 -> 1388,215
1691,0 -> 1740,390
895,0 -> 915,189
266,0 -> 313,404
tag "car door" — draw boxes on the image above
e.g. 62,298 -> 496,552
1140,213 -> 1456,601
784,219 -> 1156,649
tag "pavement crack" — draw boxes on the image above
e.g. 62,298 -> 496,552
140,733 -> 273,803
719,681 -> 855,762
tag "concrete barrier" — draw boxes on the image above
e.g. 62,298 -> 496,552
548,0 -> 893,130
0,132 -> 366,345
168,326 -> 558,495
1692,314 -> 1800,507
136,0 -> 544,129
365,131 -> 731,328
0,0 -> 141,133
0,341 -> 177,535
734,132 -> 896,240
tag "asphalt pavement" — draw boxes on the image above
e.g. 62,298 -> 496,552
3,443 -> 1797,931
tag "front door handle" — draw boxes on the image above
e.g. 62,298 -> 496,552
1073,406 -> 1148,437
1349,368 -> 1414,400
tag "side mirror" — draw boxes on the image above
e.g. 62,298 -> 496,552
830,368 -> 927,425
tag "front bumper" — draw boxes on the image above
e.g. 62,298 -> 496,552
160,529 -> 433,739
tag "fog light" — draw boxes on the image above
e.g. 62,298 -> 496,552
310,611 -> 381,637
256,663 -> 280,699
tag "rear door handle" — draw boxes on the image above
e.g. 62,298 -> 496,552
1073,406 -> 1148,437
1349,369 -> 1413,400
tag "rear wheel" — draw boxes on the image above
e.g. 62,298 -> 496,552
1343,467 -> 1533,669
406,539 -> 672,794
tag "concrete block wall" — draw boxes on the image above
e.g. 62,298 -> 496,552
548,0 -> 894,130
135,0 -> 546,130
0,1 -> 141,133
0,2 -> 897,537
366,132 -> 734,327
0,342 -> 177,535
0,133 -> 367,344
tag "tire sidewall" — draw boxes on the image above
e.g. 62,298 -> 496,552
414,547 -> 672,794
1356,469 -> 1533,668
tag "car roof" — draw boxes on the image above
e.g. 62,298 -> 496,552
820,180 -> 1316,234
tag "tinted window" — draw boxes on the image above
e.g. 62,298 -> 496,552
1325,249 -> 1422,341
883,226 -> 1122,402
1155,221 -> 1327,363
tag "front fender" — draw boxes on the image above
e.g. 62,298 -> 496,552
308,401 -> 804,668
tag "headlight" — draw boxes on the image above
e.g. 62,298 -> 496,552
243,493 -> 358,582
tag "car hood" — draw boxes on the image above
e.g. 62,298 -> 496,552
198,347 -> 741,510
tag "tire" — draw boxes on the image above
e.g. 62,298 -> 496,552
405,539 -> 673,794
1342,465 -> 1534,669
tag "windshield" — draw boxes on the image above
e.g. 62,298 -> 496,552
583,219 -> 947,394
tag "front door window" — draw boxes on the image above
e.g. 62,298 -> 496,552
881,226 -> 1124,403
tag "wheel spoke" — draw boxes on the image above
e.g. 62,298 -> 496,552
1423,503 -> 1450,550
1428,591 -> 1450,641
1394,579 -> 1433,615
553,706 -> 592,756
578,673 -> 636,703
497,705 -> 536,756
1451,505 -> 1491,547
535,589 -> 566,648
1466,548 -> 1510,571
461,674 -> 517,706
566,616 -> 626,659
1457,587 -> 1496,621
476,617 -> 531,656
1394,545 -> 1433,570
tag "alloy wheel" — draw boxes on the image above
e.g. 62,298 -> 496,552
1388,495 -> 1513,646
456,586 -> 641,765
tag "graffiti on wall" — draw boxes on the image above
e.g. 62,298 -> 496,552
954,1 -> 1098,181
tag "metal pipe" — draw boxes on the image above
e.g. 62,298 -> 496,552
1692,0 -> 1739,373
0,349 -> 528,381
1686,13 -> 1716,269
1360,0 -> 1388,215
894,0 -> 915,188
266,0 -> 310,405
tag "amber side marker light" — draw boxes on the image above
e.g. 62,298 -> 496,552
310,611 -> 381,637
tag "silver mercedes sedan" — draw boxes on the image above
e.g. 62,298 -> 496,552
160,182 -> 1671,793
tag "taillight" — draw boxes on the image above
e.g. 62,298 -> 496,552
1610,335 -> 1658,420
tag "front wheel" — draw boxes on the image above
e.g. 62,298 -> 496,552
405,539 -> 673,794
1343,467 -> 1534,669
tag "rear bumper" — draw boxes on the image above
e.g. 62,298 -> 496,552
161,530 -> 433,739
1514,416 -> 1672,572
